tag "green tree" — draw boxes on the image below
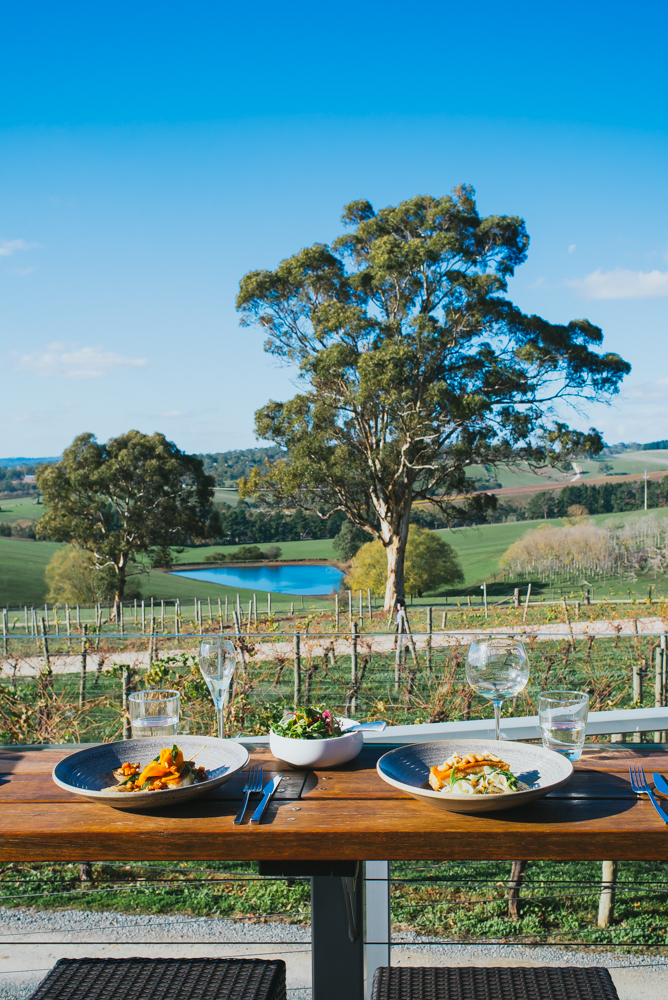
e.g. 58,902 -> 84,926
345,525 -> 464,598
237,188 -> 629,610
332,520 -> 369,561
526,491 -> 560,520
37,431 -> 218,609
45,546 -> 111,604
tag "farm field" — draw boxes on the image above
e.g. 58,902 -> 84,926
0,537 -> 333,612
459,449 -> 668,490
0,496 -> 45,524
3,507 -> 668,608
171,537 -> 337,563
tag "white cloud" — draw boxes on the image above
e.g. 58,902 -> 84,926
14,342 -> 147,379
581,377 -> 668,445
567,267 -> 668,299
0,238 -> 39,257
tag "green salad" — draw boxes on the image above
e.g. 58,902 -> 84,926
272,707 -> 344,740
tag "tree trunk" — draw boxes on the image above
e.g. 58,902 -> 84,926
597,860 -> 618,928
381,505 -> 412,612
508,860 -> 527,920
113,563 -> 126,621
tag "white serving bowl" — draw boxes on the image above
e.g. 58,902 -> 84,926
270,723 -> 363,768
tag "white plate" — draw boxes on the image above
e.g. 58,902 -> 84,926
52,736 -> 249,810
377,739 -> 573,813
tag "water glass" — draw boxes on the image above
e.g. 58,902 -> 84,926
539,690 -> 589,761
129,689 -> 180,739
199,636 -> 237,739
466,637 -> 530,741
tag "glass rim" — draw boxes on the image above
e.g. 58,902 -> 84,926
538,690 -> 589,703
469,635 -> 526,643
128,688 -> 180,702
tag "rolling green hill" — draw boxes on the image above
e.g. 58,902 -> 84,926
3,506 -> 668,607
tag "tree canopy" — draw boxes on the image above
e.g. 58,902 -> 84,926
36,431 -> 218,606
345,525 -> 464,598
236,187 -> 630,609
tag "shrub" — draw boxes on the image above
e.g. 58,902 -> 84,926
345,526 -> 464,598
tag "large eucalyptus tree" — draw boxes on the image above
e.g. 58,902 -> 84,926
237,187 -> 629,611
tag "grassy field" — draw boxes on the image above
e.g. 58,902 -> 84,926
2,857 -> 667,951
0,538 -> 65,607
0,496 -> 44,524
3,506 -> 668,608
466,448 -> 668,489
171,537 -> 337,563
0,537 -> 334,612
434,506 -> 668,601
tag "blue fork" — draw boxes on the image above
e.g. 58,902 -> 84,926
234,766 -> 264,824
629,765 -> 668,825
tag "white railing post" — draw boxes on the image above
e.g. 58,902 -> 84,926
365,860 -> 390,998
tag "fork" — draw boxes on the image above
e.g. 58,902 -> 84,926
234,766 -> 264,824
629,765 -> 668,825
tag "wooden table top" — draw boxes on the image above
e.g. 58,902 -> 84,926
0,743 -> 667,862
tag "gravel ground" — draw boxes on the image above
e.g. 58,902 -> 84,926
1,908 -> 667,1000
394,932 -> 668,968
0,906 -> 310,943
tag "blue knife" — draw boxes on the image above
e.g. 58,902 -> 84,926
652,773 -> 668,798
249,775 -> 282,825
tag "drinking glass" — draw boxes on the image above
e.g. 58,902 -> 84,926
465,637 -> 530,741
199,636 -> 237,739
128,689 -> 180,739
539,690 -> 589,761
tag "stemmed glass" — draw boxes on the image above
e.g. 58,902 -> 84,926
199,636 -> 237,739
465,637 -> 530,741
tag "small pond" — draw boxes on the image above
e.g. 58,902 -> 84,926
172,563 -> 344,596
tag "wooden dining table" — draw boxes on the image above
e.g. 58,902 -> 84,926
1,741 -> 668,1000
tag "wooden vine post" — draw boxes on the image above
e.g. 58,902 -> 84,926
79,624 -> 87,708
293,632 -> 301,705
597,860 -> 618,928
507,860 -> 527,920
349,620 -> 358,716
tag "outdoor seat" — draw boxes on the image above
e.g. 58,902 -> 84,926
370,966 -> 620,1000
28,957 -> 286,1000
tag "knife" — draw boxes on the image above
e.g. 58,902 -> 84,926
643,780 -> 668,825
249,775 -> 282,825
652,773 -> 668,799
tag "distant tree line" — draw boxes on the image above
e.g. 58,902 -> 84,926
0,465 -> 39,496
211,477 -> 668,553
523,477 -> 668,520
215,502 -> 347,545
198,447 -> 285,486
642,440 -> 668,450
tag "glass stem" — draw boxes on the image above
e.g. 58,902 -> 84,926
493,700 -> 502,741
217,705 -> 225,740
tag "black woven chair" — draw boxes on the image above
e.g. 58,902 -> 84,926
29,958 -> 286,1000
370,966 -> 620,1000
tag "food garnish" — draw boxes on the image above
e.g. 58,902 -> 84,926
429,752 -> 523,795
112,745 -> 208,792
272,707 -> 343,740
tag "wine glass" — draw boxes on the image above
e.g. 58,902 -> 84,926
199,636 -> 237,739
465,637 -> 529,741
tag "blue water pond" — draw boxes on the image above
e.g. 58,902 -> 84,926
172,563 -> 344,596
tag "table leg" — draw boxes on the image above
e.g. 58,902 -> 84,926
365,861 -> 390,999
311,869 -> 364,1000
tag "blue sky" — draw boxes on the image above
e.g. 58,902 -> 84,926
1,1 -> 667,457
